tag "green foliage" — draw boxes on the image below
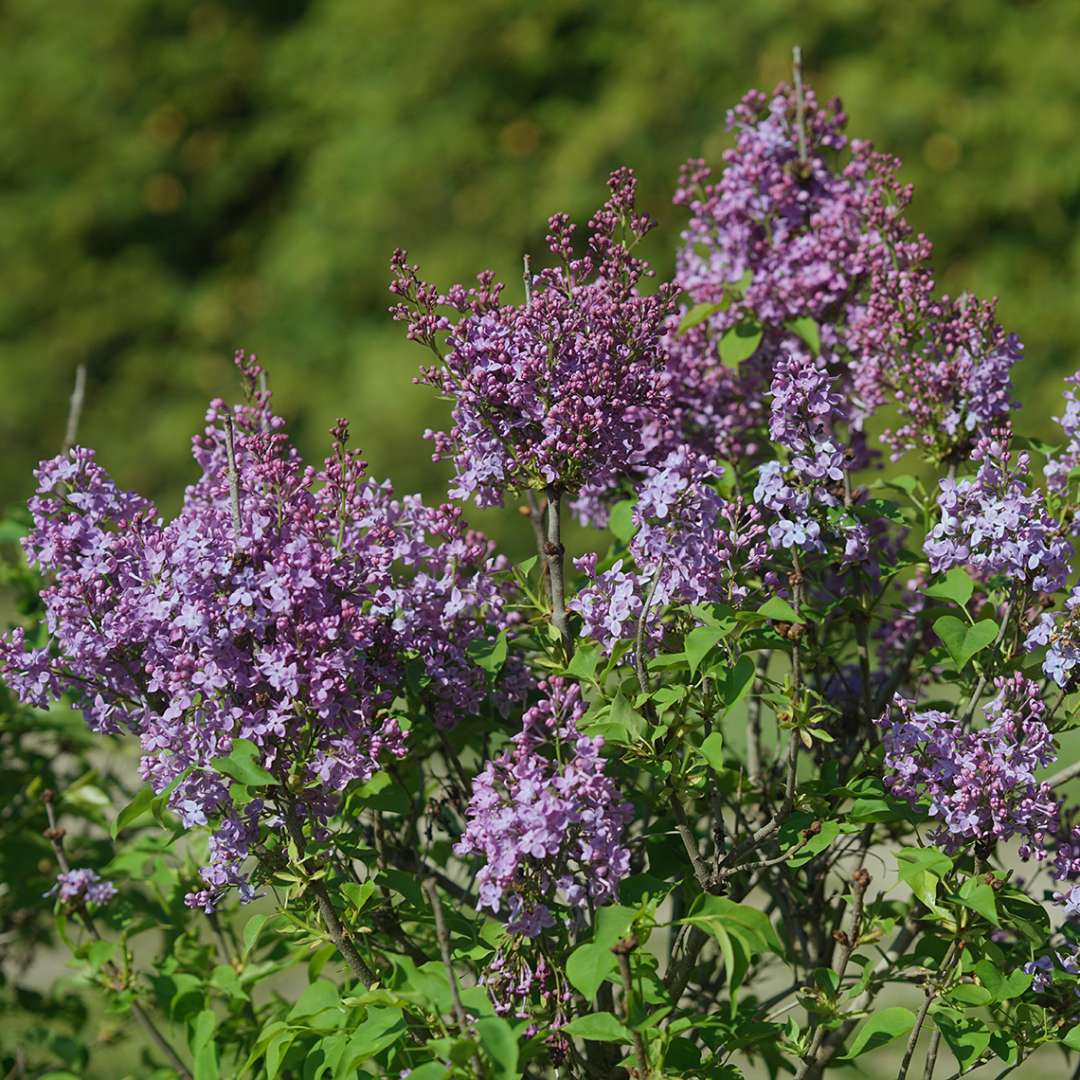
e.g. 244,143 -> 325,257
4,0 -> 1080,554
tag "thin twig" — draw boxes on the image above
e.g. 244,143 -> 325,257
746,653 -> 770,788
633,566 -> 664,697
544,485 -> 573,657
923,1028 -> 943,1080
422,878 -> 483,1076
794,869 -> 870,1080
1048,759 -> 1080,789
63,364 -> 87,452
283,806 -> 374,986
793,47 -> 808,163
223,413 -> 243,542
613,938 -> 649,1076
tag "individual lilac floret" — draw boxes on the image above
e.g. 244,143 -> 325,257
924,431 -> 1071,594
1,354 -> 519,913
569,448 -> 766,648
49,868 -> 117,907
454,679 -> 632,937
1026,586 -> 1080,689
391,169 -> 678,506
879,675 -> 1058,855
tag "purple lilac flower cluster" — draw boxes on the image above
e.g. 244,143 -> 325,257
454,679 -> 631,937
1024,946 -> 1080,994
750,349 -> 889,565
1045,373 -> 1080,499
669,81 -> 1019,468
1026,585 -> 1080,689
569,447 -> 766,649
879,676 -> 1058,857
48,868 -> 117,907
390,169 -> 678,506
1,358 -> 516,912
924,431 -> 1071,593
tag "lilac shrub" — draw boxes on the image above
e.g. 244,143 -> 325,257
9,62 -> 1080,1080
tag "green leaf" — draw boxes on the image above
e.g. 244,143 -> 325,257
562,1012 -> 630,1042
720,323 -> 763,366
958,881 -> 999,926
341,1006 -> 405,1064
608,499 -> 636,544
895,847 -> 952,910
685,626 -> 725,675
566,906 -> 636,999
243,913 -> 269,958
1064,1024 -> 1080,1051
566,643 -> 601,681
191,1009 -> 216,1055
681,896 -> 782,957
678,301 -> 725,335
722,654 -> 756,709
466,631 -> 507,675
566,943 -> 614,1001
341,881 -> 376,913
932,1012 -> 990,1069
475,1017 -> 519,1078
757,596 -> 804,624
933,616 -> 998,670
788,316 -> 820,355
843,1007 -> 915,1059
211,738 -> 278,787
112,784 -> 156,838
288,980 -> 340,1021
973,959 -> 1031,1002
924,567 -> 975,608
696,732 -> 724,772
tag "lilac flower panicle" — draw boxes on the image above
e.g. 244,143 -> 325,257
49,868 -> 117,907
1045,372 -> 1080,500
1025,585 -> 1080,689
1,354 -> 519,912
569,447 -> 766,648
924,431 -> 1071,593
391,169 -> 678,506
454,679 -> 632,937
879,675 -> 1057,856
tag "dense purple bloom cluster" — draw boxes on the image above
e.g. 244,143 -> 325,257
48,868 -> 117,907
879,676 -> 1057,856
1,359 -> 516,911
454,679 -> 631,937
569,447 -> 766,648
924,431 -> 1071,593
669,81 -> 1020,469
391,169 -> 678,506
750,350 -> 878,559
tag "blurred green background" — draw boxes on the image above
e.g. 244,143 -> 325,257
3,0 -> 1080,555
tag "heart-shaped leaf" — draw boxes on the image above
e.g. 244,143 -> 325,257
933,616 -> 997,670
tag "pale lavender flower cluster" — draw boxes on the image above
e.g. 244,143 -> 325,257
924,432 -> 1071,593
1045,372 -> 1080,497
1,358 -> 516,912
751,351 -> 874,557
879,676 -> 1058,855
391,169 -> 677,506
569,447 -> 766,648
1026,585 -> 1080,688
454,679 -> 632,937
49,868 -> 117,907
